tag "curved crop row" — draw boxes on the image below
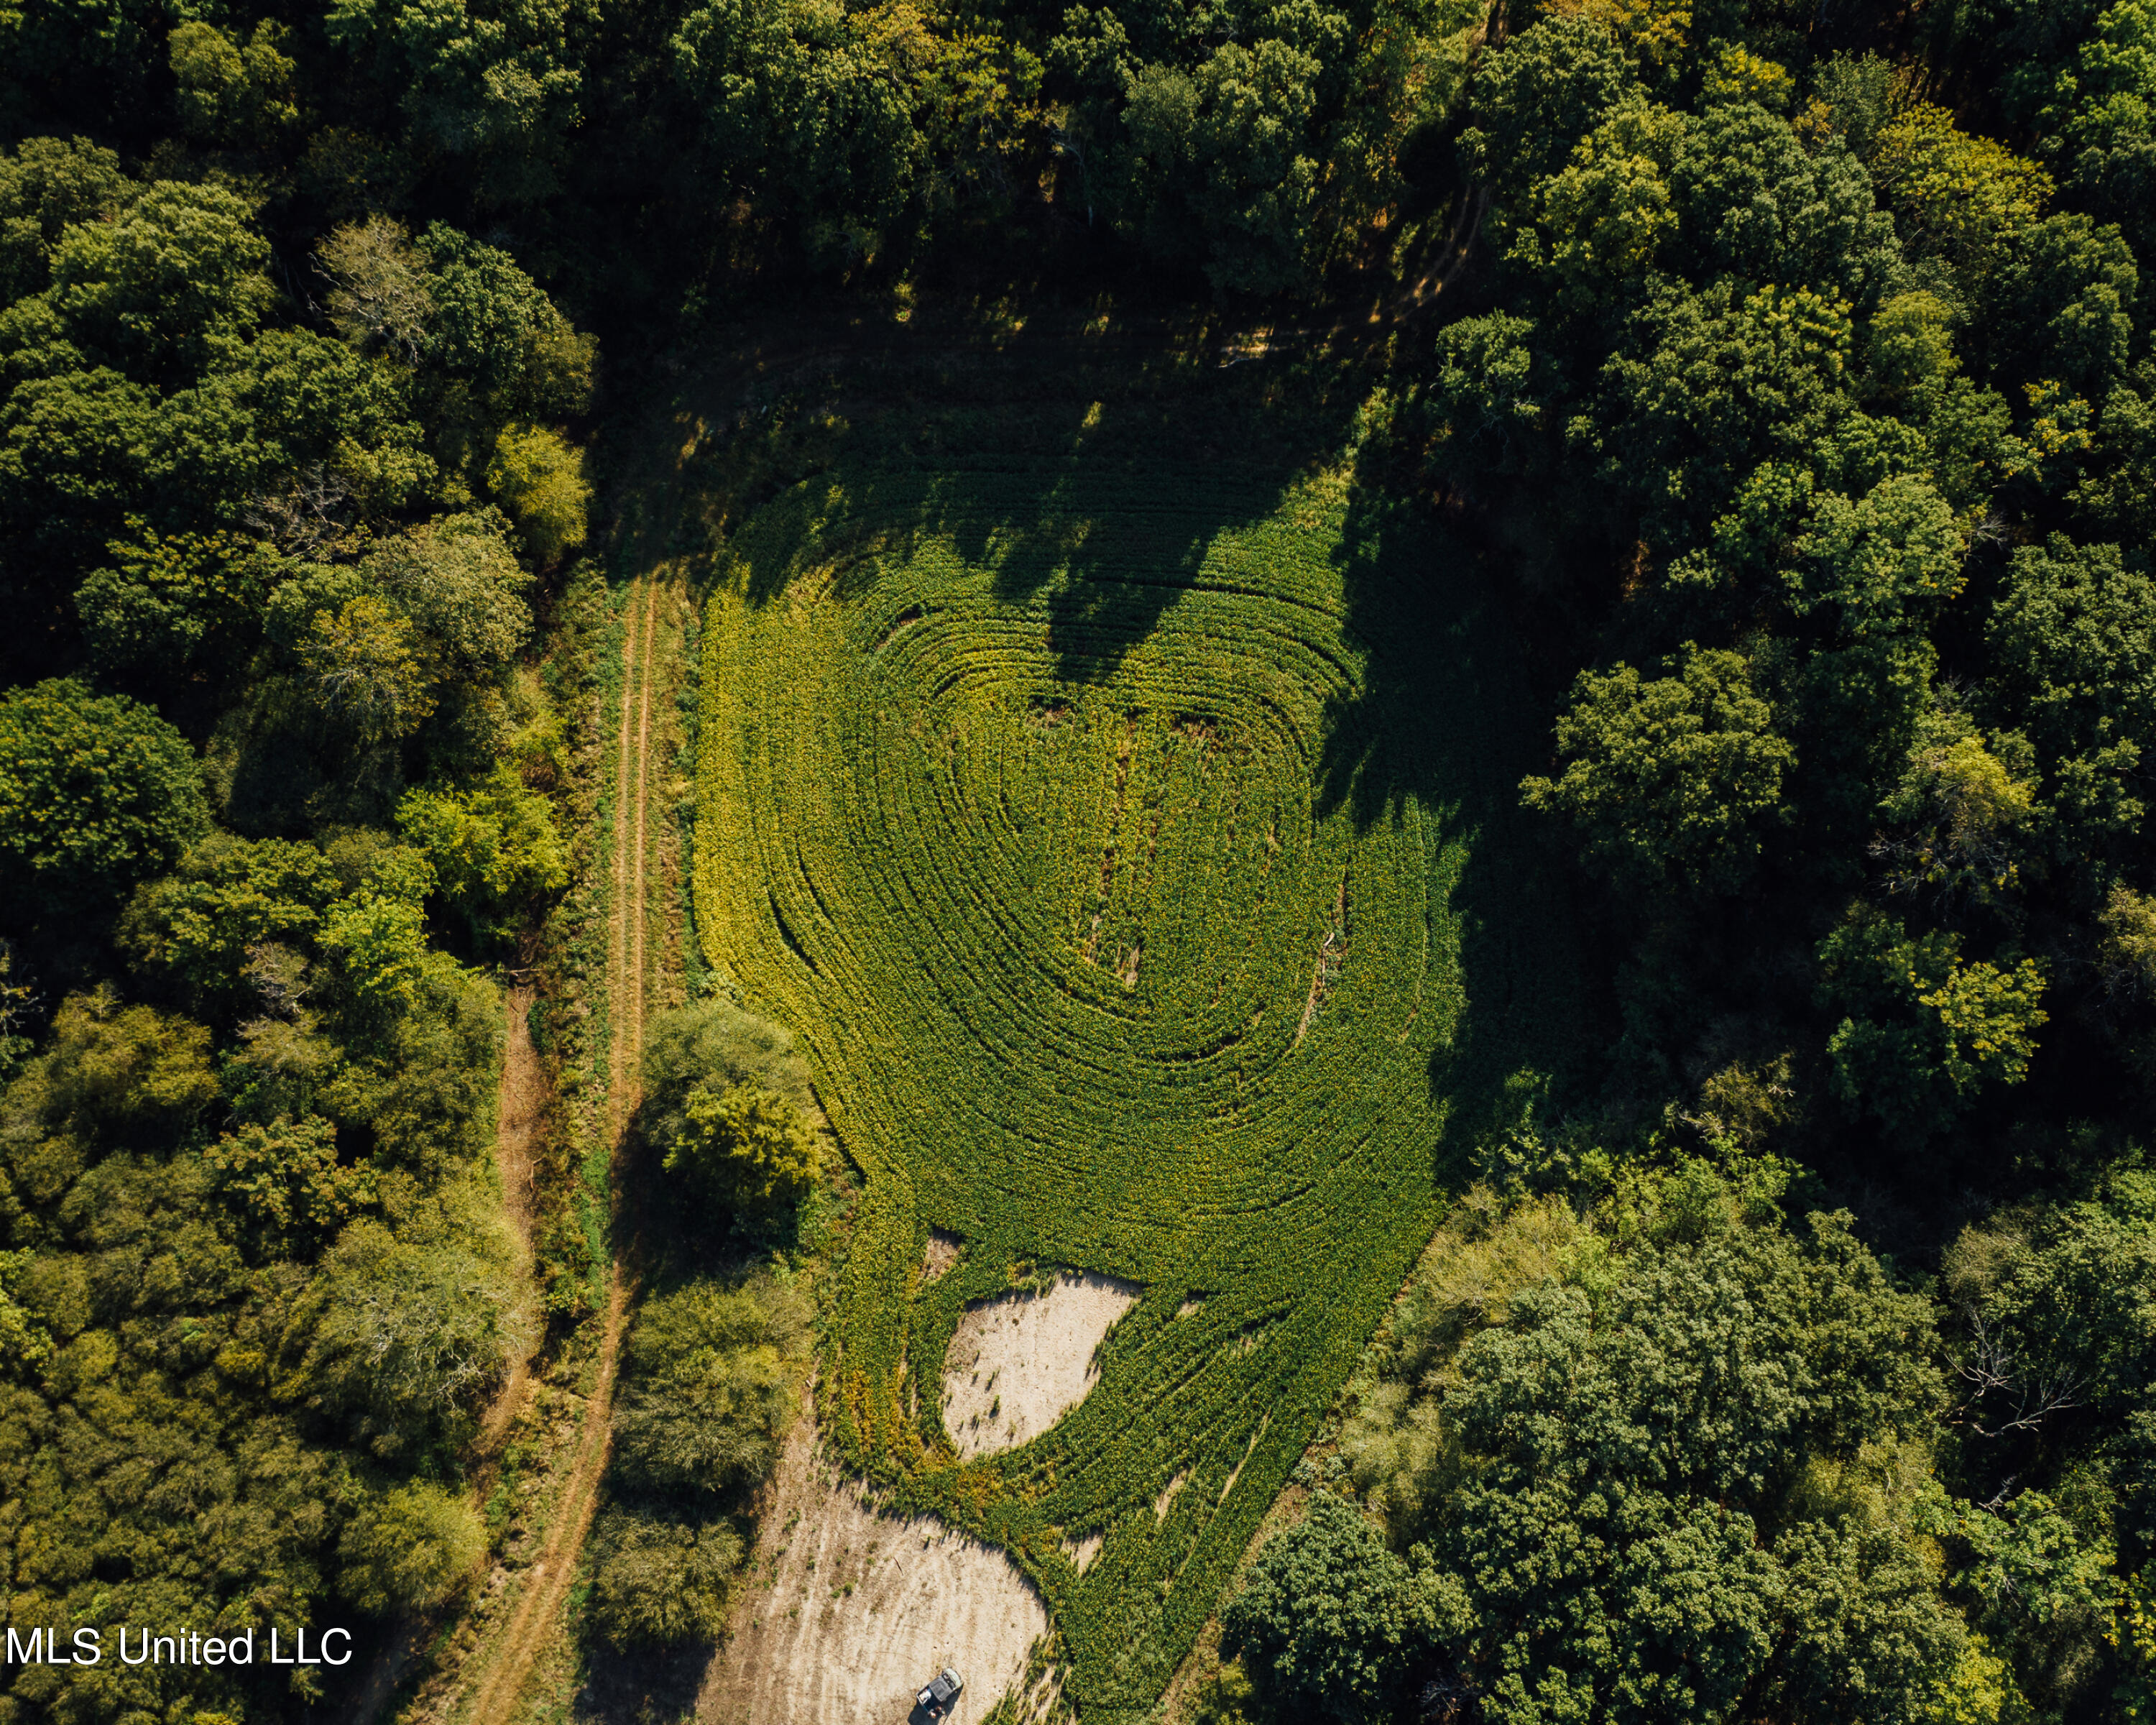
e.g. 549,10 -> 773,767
695,455 -> 1577,1721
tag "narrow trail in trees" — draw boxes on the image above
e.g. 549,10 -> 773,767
463,574 -> 668,1725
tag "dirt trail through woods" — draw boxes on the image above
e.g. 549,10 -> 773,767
461,576 -> 669,1725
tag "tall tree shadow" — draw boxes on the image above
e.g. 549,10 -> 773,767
717,339 -> 1373,686
1312,484 -> 1597,1144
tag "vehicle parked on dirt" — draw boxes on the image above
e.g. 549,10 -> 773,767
916,1668 -> 964,1717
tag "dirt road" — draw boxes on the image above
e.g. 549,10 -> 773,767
460,574 -> 671,1725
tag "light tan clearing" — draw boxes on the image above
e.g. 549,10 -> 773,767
700,1397 -> 1049,1725
1219,1418 -> 1267,1504
941,1271 -> 1141,1459
1066,1533 -> 1103,1574
922,1229 -> 964,1285
1154,1470 -> 1189,1521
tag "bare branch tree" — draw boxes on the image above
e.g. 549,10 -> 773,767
244,463 -> 356,556
1948,1310 -> 2088,1438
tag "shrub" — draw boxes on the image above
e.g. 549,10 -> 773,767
588,1508 -> 741,1647
339,1481 -> 486,1613
612,1274 -> 809,1496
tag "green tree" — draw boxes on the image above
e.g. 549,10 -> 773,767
320,854 -> 440,1014
1817,908 -> 2049,1137
317,215 -> 436,364
2043,0 -> 2156,261
120,832 -> 341,1006
413,223 -> 594,418
1522,645 -> 1795,894
324,0 -> 582,202
1986,534 -> 2156,852
359,510 -> 532,681
303,592 -> 438,740
168,20 -> 300,149
0,678 -> 208,913
206,1115 -> 377,1261
0,136 -> 129,304
1789,472 -> 1968,638
397,760 -> 568,941
486,421 -> 589,562
1598,279 -> 1856,540
665,1083 -> 821,1220
610,1275 -> 809,1496
75,520 -> 276,673
1457,14 -> 1631,201
1973,211 -> 2139,397
1870,101 -> 2053,268
588,1508 -> 742,1646
47,180 -> 272,382
1670,98 -> 1899,305
1417,311 -> 1561,486
1508,94 -> 1687,301
1442,1198 -> 1953,1721
293,1214 -> 534,1453
672,0 -> 925,244
339,1481 -> 486,1611
1224,1494 -> 1442,1720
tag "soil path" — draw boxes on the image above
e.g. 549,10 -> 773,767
462,574 -> 669,1725
479,981 -> 545,1450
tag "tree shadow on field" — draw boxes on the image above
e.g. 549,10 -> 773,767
1313,484 -> 1594,1159
722,341 -> 1370,686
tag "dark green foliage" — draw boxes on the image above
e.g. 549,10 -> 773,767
1223,1495 -> 1438,1721
1597,279 -> 1853,540
2,0 -> 2155,1712
1522,645 -> 1794,894
1459,16 -> 1630,199
594,1274 -> 809,1649
0,137 -> 128,303
1342,1167 -> 1960,1725
1971,212 -> 2139,396
119,832 -> 342,1007
672,0 -> 924,234
47,181 -> 271,383
1987,535 -> 2156,771
206,1115 -> 379,1261
1671,102 -> 1898,305
0,679 -> 208,912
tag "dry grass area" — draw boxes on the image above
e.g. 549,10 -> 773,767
699,1397 -> 1050,1725
940,1273 -> 1141,1459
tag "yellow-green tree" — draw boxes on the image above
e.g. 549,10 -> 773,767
665,1082 -> 819,1221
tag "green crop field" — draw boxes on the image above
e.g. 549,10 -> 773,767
694,421 -> 1583,1721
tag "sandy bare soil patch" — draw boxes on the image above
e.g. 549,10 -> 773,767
941,1272 -> 1141,1459
701,1399 -> 1050,1725
922,1230 -> 964,1284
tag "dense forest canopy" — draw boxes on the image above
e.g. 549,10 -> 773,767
4,0 -> 2156,1714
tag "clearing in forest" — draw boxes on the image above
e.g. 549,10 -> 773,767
694,405 -> 1579,1720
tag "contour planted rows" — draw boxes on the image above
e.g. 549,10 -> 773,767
697,455 -> 1573,1721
